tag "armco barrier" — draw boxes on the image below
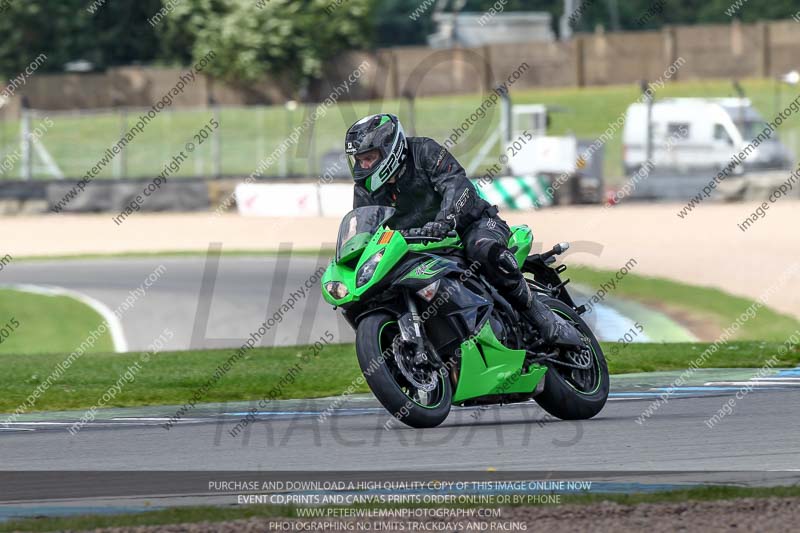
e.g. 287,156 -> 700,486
47,178 -> 210,213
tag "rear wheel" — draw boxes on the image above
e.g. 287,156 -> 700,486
533,297 -> 609,420
355,312 -> 451,428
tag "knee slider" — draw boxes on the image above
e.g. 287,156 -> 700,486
489,243 -> 519,277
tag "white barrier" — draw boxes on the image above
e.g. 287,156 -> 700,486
235,183 -> 319,217
235,183 -> 355,217
318,184 -> 355,217
235,177 -> 552,217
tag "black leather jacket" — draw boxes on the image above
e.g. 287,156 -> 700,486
352,137 -> 493,231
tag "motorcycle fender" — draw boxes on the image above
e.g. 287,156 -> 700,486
352,303 -> 405,326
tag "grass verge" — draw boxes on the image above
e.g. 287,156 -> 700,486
0,289 -> 114,355
568,265 -> 800,341
3,484 -> 800,532
1,339 -> 798,414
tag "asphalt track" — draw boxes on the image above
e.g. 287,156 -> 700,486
2,255 -> 338,351
2,370 -> 799,471
1,369 -> 799,519
1,257 -> 779,521
2,256 -> 689,353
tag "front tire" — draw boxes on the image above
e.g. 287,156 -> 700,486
533,297 -> 609,420
355,312 -> 452,428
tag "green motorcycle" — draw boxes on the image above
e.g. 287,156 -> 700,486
321,206 -> 608,428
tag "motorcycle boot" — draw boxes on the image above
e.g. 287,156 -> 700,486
494,247 -> 584,349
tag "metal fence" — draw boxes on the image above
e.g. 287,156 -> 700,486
0,96 -> 507,182
3,91 -> 798,185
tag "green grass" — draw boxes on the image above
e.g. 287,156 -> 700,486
3,77 -> 799,183
568,265 -> 800,341
1,339 -> 797,414
602,341 -> 799,374
1,262 -> 798,412
0,342 -> 354,413
3,484 -> 799,532
0,504 -> 296,533
0,289 -> 114,355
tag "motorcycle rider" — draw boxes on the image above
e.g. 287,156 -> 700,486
346,113 -> 583,348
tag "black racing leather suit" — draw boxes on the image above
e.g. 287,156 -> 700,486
352,137 -> 532,311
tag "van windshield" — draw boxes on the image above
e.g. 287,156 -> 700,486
740,121 -> 772,141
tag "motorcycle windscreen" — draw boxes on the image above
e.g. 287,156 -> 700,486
336,205 -> 396,262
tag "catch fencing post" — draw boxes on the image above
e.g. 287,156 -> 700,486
640,79 -> 654,168
403,90 -> 416,136
114,98 -> 128,179
20,97 -> 31,181
209,94 -> 222,179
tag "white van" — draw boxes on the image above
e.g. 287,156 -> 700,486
622,98 -> 792,175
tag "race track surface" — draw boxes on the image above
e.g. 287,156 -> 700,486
2,256 -> 338,351
2,256 -> 668,352
2,370 -> 799,519
2,377 -> 798,472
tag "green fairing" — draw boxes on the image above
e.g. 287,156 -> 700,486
509,225 -> 533,266
452,321 -> 547,404
339,232 -> 373,262
321,227 -> 408,306
323,227 -> 530,305
321,221 -> 546,407
401,258 -> 448,280
407,235 -> 462,253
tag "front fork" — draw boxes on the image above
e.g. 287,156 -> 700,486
397,290 -> 443,369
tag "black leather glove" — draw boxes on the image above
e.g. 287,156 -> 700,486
421,221 -> 450,238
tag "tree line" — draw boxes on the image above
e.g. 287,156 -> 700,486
1,0 -> 797,89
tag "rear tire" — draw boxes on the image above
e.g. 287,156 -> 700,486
356,312 -> 451,428
533,297 -> 609,420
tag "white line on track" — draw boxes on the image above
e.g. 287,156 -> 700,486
704,381 -> 800,387
111,417 -> 174,421
0,283 -> 128,352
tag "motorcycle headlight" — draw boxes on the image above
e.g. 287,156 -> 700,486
356,249 -> 385,287
416,279 -> 441,302
324,281 -> 349,299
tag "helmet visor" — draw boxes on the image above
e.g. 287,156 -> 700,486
347,148 -> 386,182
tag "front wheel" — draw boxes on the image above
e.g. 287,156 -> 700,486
533,297 -> 609,420
355,312 -> 452,428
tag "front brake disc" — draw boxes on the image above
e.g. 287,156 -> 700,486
392,336 -> 437,392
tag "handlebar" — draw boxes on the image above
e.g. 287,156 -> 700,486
539,242 -> 570,264
399,229 -> 458,242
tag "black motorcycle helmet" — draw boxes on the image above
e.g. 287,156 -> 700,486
344,113 -> 407,193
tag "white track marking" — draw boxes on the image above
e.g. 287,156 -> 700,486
704,381 -> 800,387
0,283 -> 127,352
